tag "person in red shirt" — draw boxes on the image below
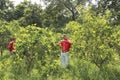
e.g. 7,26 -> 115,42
8,38 -> 16,55
57,34 -> 72,67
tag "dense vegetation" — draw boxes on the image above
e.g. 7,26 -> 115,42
0,0 -> 120,80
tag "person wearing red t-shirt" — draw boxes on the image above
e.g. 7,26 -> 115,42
57,34 -> 72,67
8,38 -> 16,55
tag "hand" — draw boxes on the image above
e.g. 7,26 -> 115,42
56,42 -> 61,46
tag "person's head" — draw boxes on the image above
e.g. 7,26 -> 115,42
12,38 -> 16,42
62,34 -> 67,39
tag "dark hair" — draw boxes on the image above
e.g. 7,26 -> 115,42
12,38 -> 16,40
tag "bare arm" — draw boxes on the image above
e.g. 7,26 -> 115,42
56,40 -> 62,46
56,42 -> 61,46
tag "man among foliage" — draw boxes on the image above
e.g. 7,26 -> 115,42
8,38 -> 16,55
57,34 -> 72,67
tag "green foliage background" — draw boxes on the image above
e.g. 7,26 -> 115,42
0,7 -> 120,80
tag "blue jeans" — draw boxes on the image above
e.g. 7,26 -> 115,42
61,52 -> 69,67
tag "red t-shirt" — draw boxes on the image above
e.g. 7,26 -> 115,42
60,39 -> 71,52
8,41 -> 15,51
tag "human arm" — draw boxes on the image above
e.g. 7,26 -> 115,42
56,42 -> 61,46
56,40 -> 62,46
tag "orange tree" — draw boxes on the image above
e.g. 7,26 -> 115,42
64,8 -> 114,67
0,20 -> 20,56
12,25 -> 62,79
62,8 -> 120,80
